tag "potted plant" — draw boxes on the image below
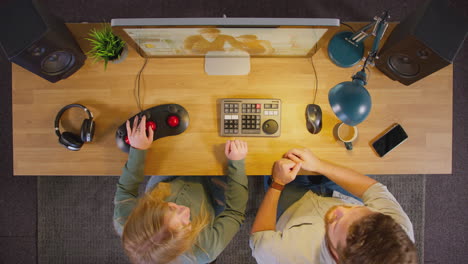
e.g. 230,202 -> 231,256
86,24 -> 127,70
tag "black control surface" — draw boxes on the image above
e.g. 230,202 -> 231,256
115,104 -> 189,153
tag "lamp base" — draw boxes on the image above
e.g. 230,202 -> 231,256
328,31 -> 364,68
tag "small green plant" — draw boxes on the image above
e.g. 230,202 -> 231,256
86,25 -> 125,70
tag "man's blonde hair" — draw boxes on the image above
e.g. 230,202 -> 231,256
122,182 -> 210,264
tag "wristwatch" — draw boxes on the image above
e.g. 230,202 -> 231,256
270,179 -> 285,191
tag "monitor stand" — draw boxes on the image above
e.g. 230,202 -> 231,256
204,51 -> 251,75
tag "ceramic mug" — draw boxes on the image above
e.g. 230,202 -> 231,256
337,123 -> 358,150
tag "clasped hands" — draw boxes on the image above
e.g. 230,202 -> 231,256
272,148 -> 323,186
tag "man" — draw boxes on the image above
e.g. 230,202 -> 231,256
250,148 -> 417,263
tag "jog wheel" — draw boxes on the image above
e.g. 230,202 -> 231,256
262,119 -> 278,135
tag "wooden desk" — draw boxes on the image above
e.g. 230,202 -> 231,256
12,23 -> 452,176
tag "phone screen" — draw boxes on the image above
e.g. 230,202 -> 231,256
372,124 -> 408,157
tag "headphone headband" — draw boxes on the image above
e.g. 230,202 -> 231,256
54,104 -> 93,137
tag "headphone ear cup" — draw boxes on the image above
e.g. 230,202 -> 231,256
60,132 -> 83,151
81,119 -> 95,142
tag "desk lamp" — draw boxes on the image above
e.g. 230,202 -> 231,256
328,11 -> 390,126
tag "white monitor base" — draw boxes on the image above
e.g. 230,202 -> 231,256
204,51 -> 251,75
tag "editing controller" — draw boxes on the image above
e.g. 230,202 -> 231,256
115,104 -> 189,153
219,98 -> 281,137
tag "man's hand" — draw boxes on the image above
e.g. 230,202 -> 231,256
225,139 -> 248,161
126,115 -> 154,150
284,148 -> 323,173
272,158 -> 302,185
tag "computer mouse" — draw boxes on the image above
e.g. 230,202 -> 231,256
305,104 -> 322,134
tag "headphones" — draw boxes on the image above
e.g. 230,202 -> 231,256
54,104 -> 95,151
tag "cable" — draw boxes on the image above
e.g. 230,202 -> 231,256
310,42 -> 319,104
134,57 -> 149,113
340,22 -> 355,33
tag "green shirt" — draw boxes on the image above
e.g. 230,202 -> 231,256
113,147 -> 248,263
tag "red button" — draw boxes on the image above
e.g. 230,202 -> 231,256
146,121 -> 157,131
256,104 -> 261,109
124,136 -> 130,145
167,115 -> 180,127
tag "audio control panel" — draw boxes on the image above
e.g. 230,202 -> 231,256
219,98 -> 281,137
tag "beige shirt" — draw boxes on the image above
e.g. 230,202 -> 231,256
249,183 -> 415,264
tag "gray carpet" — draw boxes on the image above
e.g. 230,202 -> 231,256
38,175 -> 424,264
38,176 -> 128,264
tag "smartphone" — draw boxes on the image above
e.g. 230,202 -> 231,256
371,123 -> 408,157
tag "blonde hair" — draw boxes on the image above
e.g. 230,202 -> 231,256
122,182 -> 210,264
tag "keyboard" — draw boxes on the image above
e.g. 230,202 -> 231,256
219,98 -> 281,137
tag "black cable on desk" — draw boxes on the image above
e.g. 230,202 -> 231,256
134,58 -> 149,113
340,22 -> 356,32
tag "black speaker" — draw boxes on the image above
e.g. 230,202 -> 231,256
0,0 -> 86,83
375,0 -> 468,86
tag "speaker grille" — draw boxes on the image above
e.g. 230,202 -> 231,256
41,51 -> 75,75
387,54 -> 421,78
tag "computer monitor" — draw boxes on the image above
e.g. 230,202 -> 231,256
111,18 -> 339,75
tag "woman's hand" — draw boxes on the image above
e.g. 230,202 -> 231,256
126,115 -> 154,150
225,139 -> 248,161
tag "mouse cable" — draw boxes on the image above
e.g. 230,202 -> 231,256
134,57 -> 149,113
310,42 -> 318,104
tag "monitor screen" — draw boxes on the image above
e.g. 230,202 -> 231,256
111,18 -> 340,58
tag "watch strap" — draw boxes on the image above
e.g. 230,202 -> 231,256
270,180 -> 285,191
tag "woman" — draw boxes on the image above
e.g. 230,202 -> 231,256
113,115 -> 248,263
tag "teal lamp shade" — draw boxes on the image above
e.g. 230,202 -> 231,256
328,71 -> 371,126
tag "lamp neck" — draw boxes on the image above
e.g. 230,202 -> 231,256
352,70 -> 367,86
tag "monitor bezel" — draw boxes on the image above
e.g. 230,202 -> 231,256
111,18 -> 340,58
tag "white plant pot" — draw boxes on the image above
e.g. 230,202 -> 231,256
110,44 -> 128,64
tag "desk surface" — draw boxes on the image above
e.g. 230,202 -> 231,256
12,23 -> 452,176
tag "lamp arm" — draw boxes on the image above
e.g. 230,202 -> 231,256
370,12 -> 390,56
363,11 -> 390,68
348,22 -> 376,44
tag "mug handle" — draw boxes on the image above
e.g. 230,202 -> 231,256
344,142 -> 353,150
